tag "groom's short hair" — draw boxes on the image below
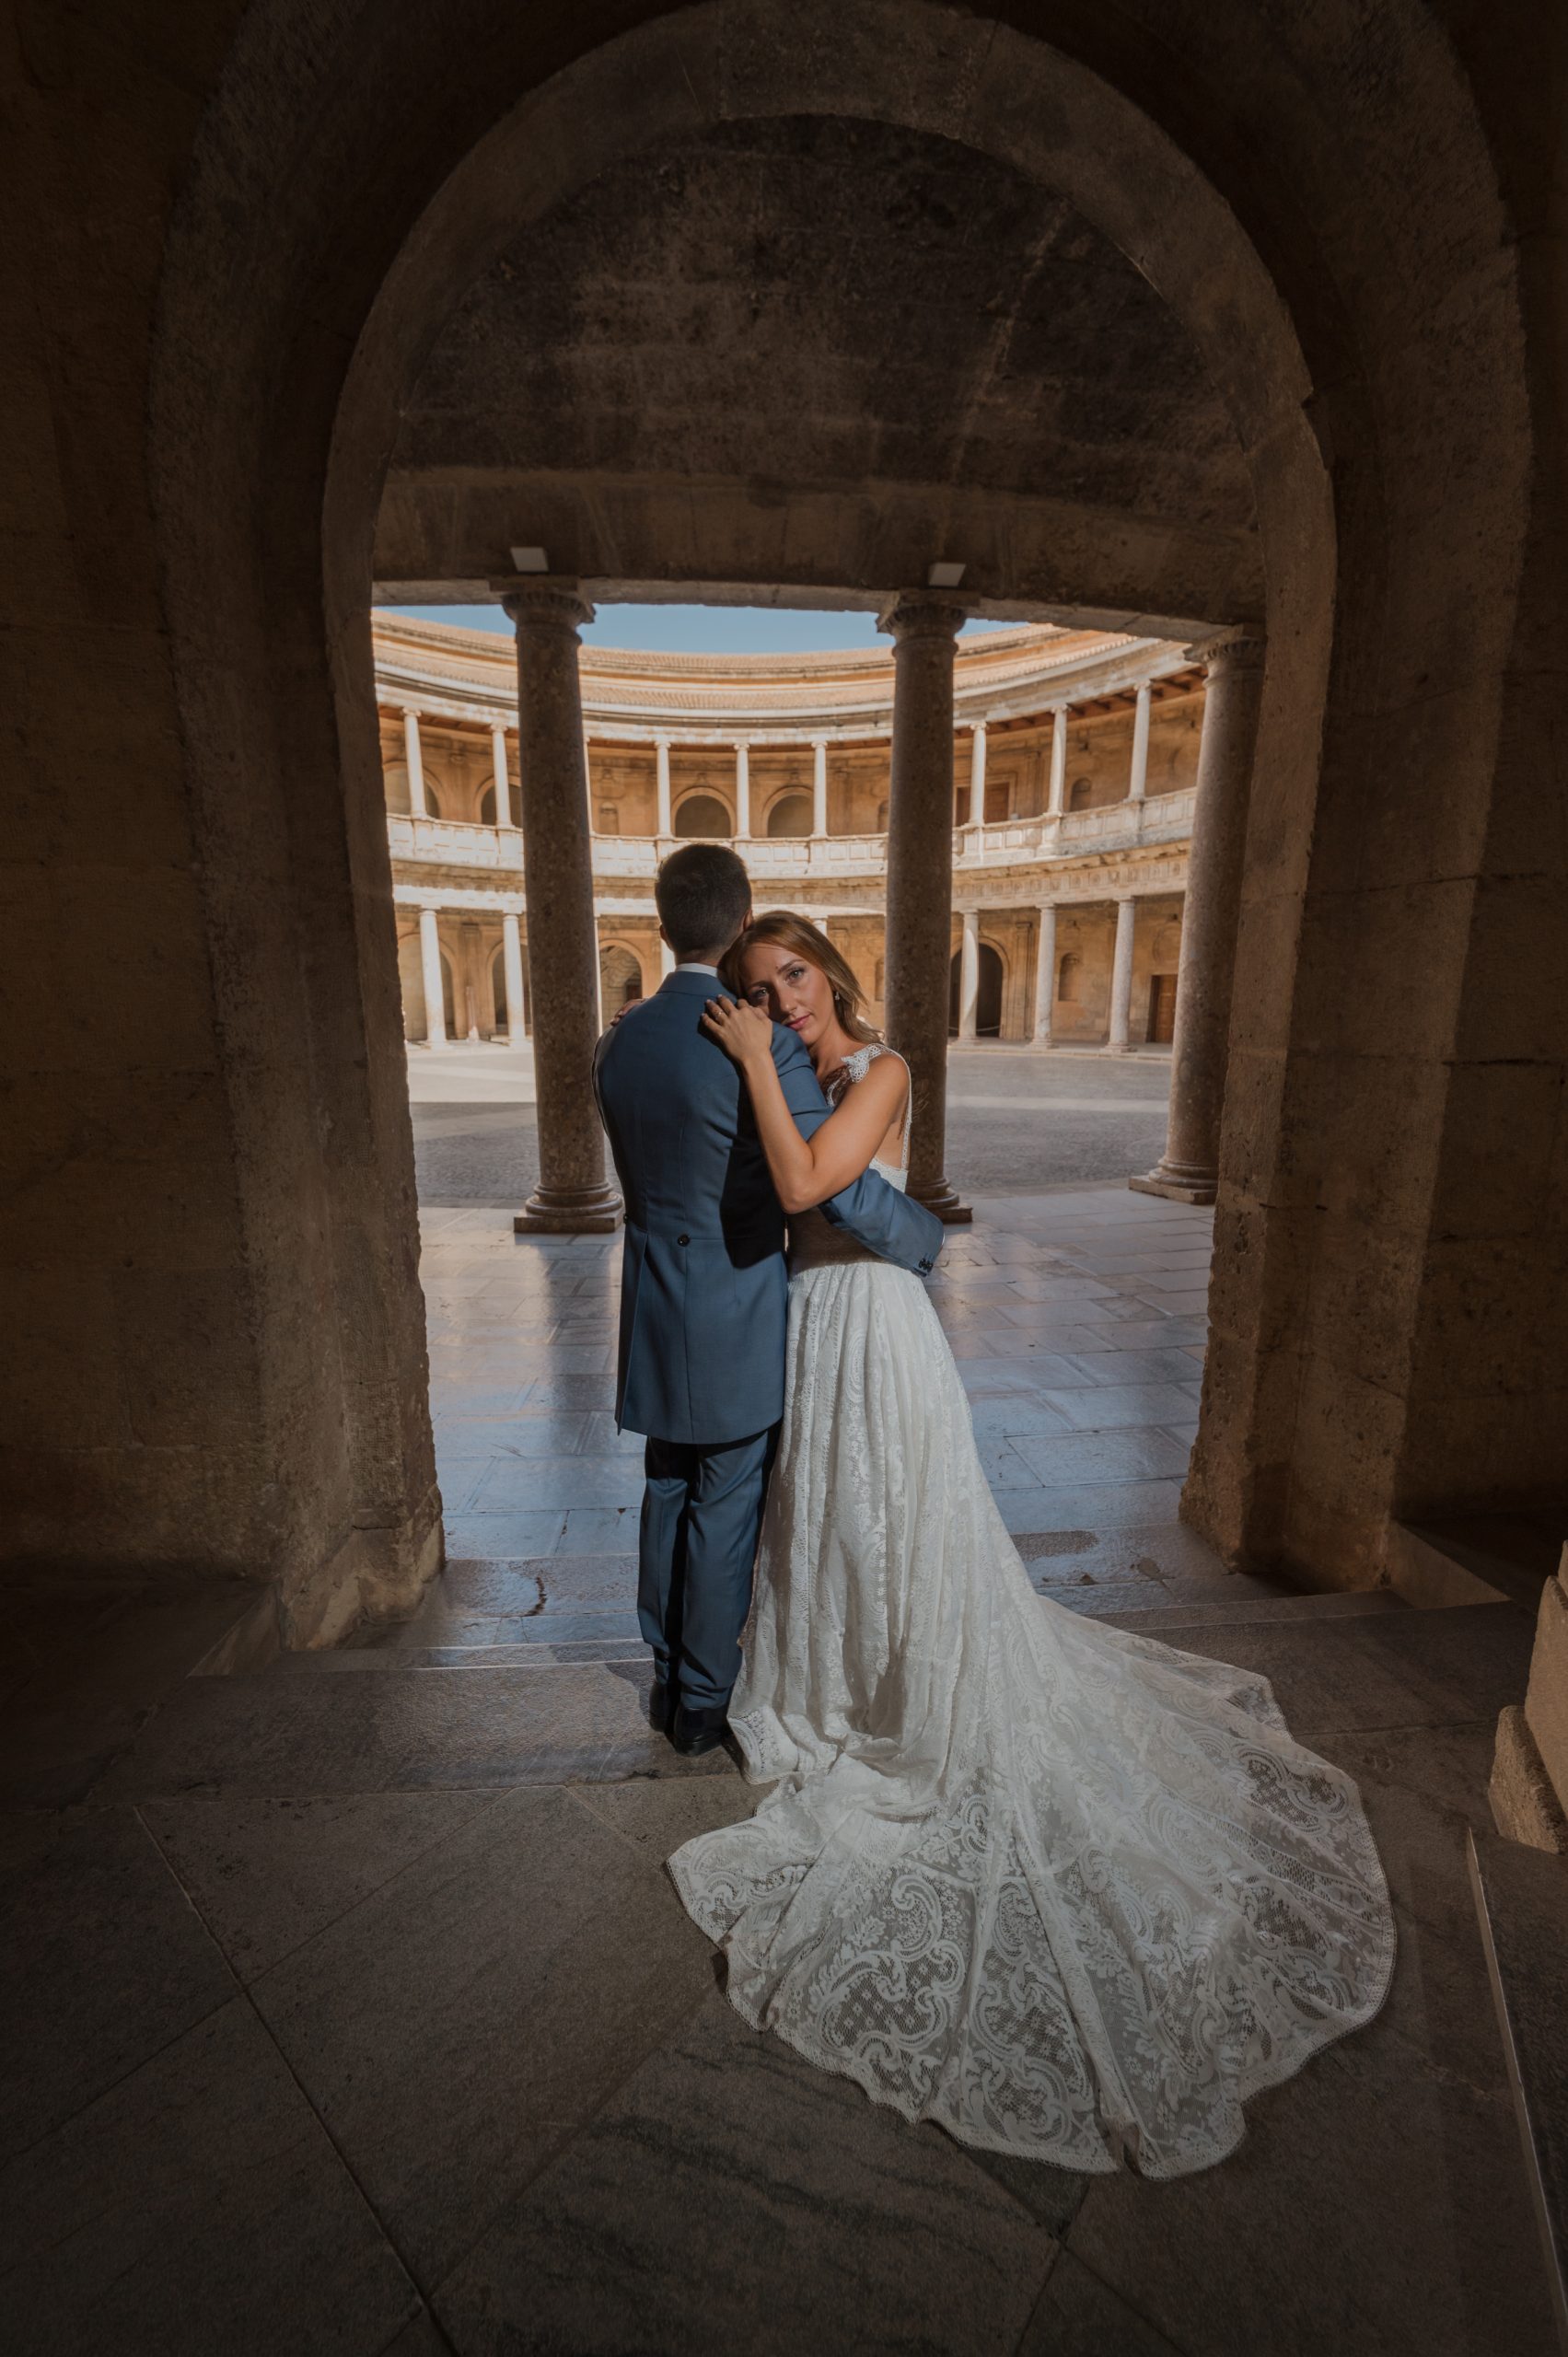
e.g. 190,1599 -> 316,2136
656,843 -> 752,958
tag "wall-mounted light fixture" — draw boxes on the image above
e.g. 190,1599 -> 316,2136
508,546 -> 549,572
926,561 -> 966,588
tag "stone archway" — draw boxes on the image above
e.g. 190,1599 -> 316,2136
125,0 -> 1550,1647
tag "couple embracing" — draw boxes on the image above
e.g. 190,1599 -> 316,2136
594,843 -> 1395,2179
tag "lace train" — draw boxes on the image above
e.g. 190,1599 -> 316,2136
668,1249 -> 1396,2179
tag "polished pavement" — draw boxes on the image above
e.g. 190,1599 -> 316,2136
1,1185 -> 1555,2355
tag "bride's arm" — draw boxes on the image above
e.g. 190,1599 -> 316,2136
700,997 -> 907,1213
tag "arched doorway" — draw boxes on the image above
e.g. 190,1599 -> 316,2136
598,942 -> 645,1015
141,0 -> 1543,1640
948,943 -> 1004,1038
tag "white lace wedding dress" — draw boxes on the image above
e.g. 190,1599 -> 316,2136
668,1045 -> 1396,2178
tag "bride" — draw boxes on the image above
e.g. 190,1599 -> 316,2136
667,911 -> 1395,2180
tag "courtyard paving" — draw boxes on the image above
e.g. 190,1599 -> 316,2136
1,1184 -> 1556,2355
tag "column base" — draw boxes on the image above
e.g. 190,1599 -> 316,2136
514,1181 -> 622,1235
911,1178 -> 974,1225
1129,1161 -> 1217,1206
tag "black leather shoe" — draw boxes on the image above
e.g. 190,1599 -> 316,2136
647,1674 -> 674,1734
671,1704 -> 729,1758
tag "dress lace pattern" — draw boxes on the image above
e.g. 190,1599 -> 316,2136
668,1044 -> 1395,2177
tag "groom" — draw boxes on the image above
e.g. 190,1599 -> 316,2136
594,845 -> 944,1757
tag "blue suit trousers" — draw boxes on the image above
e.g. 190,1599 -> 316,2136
639,1425 -> 778,1709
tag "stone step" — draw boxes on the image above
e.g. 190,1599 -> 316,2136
1388,1514 -> 1565,1614
274,1636 -> 648,1672
1467,1829 -> 1568,2352
1096,1586 -> 1407,1637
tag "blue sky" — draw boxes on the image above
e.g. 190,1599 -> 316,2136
380,602 -> 1015,655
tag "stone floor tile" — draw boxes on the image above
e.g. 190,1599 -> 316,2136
437,1561 -> 545,1612
1061,1346 -> 1213,1387
1161,1604 -> 1532,1741
1016,2251 -> 1183,2355
1087,1318 -> 1208,1351
434,1992 -> 1054,2356
441,1511 -> 564,1559
377,2312 -> 452,2355
536,1553 -> 640,1608
996,1480 -> 1189,1535
250,1786 -> 714,2292
1,1998 -> 416,2357
139,1791 -> 502,1982
557,1505 -> 640,1552
490,1609 -> 642,1645
570,1768 -> 757,1864
1066,1956 -> 1554,2357
965,1394 -> 1079,1440
514,1374 -> 619,1410
471,1453 -> 644,1512
1019,1517 -> 1232,1588
1006,1426 -> 1194,1484
1046,1381 -> 1208,1432
431,1412 -> 595,1456
0,1805 -> 235,2162
92,1658 -> 730,1800
1129,1288 -> 1210,1316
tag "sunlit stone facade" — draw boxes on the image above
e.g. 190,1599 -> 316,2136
376,615 -> 1205,1052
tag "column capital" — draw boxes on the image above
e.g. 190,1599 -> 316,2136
877,591 -> 969,644
1185,632 -> 1266,675
498,576 -> 594,635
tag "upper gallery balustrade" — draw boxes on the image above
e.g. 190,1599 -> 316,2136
384,786 -> 1198,882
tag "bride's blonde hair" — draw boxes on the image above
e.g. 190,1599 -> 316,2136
720,910 -> 881,1046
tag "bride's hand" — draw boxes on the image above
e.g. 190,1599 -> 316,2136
701,994 -> 774,1069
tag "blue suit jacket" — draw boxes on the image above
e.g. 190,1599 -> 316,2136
594,968 -> 944,1445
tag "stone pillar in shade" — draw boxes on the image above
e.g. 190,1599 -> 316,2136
1030,903 -> 1056,1049
1132,634 -> 1266,1203
1128,681 -> 1152,806
1107,897 -> 1137,1051
501,911 -> 526,1040
1048,704 -> 1068,817
957,909 -> 980,1043
655,736 -> 672,838
878,590 -> 971,1223
491,726 -> 512,829
402,708 -> 427,818
811,737 -> 829,837
418,905 -> 446,1050
968,721 -> 987,829
502,578 -> 621,1233
734,741 -> 750,839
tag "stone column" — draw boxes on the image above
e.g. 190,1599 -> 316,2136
811,737 -> 829,837
402,707 -> 427,818
655,736 -> 672,839
968,721 -> 988,829
503,578 -> 621,1232
734,741 -> 750,840
501,911 -> 526,1040
1107,897 -> 1137,1051
957,909 -> 981,1043
1048,704 -> 1068,817
491,725 -> 512,829
1030,903 -> 1056,1049
418,905 -> 446,1050
878,590 -> 971,1222
1132,635 -> 1266,1203
1128,681 -> 1151,806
